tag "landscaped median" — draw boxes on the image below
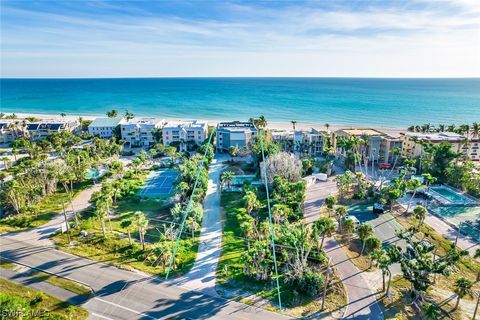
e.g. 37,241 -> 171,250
216,191 -> 347,318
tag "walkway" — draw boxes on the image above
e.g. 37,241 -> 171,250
304,179 -> 383,319
169,157 -> 224,296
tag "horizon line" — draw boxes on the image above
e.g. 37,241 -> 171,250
2,76 -> 480,80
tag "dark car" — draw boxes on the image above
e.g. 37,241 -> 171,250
373,203 -> 385,215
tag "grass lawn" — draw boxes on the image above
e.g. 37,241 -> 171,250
51,170 -> 200,278
0,278 -> 89,320
0,181 -> 91,234
216,192 -> 347,318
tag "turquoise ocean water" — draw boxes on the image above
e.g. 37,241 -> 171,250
1,78 -> 479,128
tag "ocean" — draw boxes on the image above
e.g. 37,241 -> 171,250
1,78 -> 479,128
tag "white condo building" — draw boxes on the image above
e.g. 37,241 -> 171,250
162,120 -> 208,151
88,117 -> 125,138
120,118 -> 166,147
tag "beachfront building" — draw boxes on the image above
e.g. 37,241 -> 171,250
0,120 -> 22,144
400,131 -> 479,161
27,119 -> 80,141
271,128 -> 326,156
120,118 -> 166,147
333,128 -> 402,164
88,117 -> 125,138
162,120 -> 208,151
216,121 -> 257,152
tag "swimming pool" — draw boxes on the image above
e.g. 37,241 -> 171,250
430,186 -> 477,205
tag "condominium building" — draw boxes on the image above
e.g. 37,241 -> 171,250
0,121 -> 16,144
162,120 -> 208,151
88,117 -> 125,138
216,121 -> 257,152
27,119 -> 80,141
271,128 -> 326,156
400,131 -> 479,161
333,128 -> 402,164
120,118 -> 166,147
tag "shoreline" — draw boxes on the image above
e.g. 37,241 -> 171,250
6,112 -> 406,136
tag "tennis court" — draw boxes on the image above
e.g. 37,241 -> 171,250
139,169 -> 179,198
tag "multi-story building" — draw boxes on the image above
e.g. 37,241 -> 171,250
271,128 -> 326,156
216,121 -> 257,152
400,131 -> 479,161
0,121 -> 17,144
333,128 -> 402,164
162,120 -> 208,151
27,119 -> 80,141
88,117 -> 125,138
120,118 -> 166,147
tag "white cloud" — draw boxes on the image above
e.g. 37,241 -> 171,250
1,1 -> 479,77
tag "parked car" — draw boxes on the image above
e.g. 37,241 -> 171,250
340,215 -> 360,229
379,163 -> 392,169
373,203 -> 385,215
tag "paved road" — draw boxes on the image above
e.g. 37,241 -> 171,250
0,236 -> 290,320
303,178 -> 337,223
169,157 -> 224,296
347,204 -> 406,275
304,178 -> 383,320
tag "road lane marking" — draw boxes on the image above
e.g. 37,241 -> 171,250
88,297 -> 158,320
90,313 -> 115,320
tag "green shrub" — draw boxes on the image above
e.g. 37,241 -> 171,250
291,271 -> 324,297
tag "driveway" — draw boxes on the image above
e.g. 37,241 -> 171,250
304,176 -> 383,319
169,156 -> 224,296
347,203 -> 407,275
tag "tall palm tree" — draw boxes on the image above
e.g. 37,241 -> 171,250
106,109 -> 118,118
291,120 -> 297,131
325,123 -> 330,132
135,211 -> 149,250
413,205 -> 427,228
220,170 -> 235,190
357,223 -> 374,255
314,217 -> 335,249
472,122 -> 479,138
404,178 -> 423,214
454,277 -> 473,310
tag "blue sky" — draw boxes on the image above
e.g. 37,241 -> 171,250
1,0 -> 479,77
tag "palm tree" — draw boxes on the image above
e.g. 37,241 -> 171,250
325,123 -> 330,132
120,219 -> 134,244
106,109 -> 118,118
60,112 -> 66,118
422,303 -> 442,320
335,205 -> 347,231
357,223 -> 374,255
404,178 -> 423,214
220,170 -> 235,190
257,115 -> 267,129
135,211 -> 149,250
124,110 -> 135,121
314,217 -> 336,249
387,147 -> 401,177
1,156 -> 11,169
413,205 -> 427,228
291,120 -> 297,131
472,122 -> 479,139
454,277 -> 473,310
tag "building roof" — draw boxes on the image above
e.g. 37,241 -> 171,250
122,118 -> 164,126
336,128 -> 387,137
217,121 -> 256,132
163,120 -> 206,129
402,131 -> 466,142
89,117 -> 124,128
